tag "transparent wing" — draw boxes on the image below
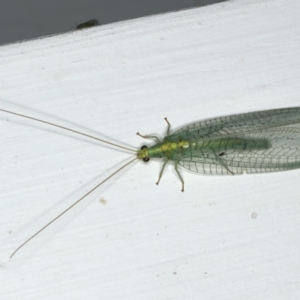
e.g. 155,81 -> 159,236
178,128 -> 300,175
170,107 -> 300,140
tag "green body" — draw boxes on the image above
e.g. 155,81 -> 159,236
139,137 -> 271,160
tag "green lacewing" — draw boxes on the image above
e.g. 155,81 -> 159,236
2,106 -> 300,258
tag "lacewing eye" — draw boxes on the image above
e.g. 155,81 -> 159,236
141,146 -> 150,162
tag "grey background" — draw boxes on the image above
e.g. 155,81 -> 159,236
0,0 -> 226,45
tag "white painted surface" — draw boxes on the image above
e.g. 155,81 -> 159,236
1,0 -> 300,299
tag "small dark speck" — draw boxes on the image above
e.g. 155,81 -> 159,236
173,272 -> 177,275
77,19 -> 99,29
100,198 -> 107,205
251,212 -> 257,219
